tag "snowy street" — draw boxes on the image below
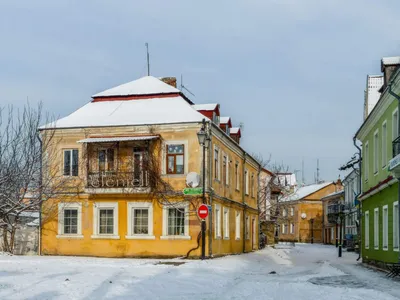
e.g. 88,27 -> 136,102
1,244 -> 400,300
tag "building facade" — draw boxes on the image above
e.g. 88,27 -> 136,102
39,76 -> 260,258
279,182 -> 340,243
356,57 -> 400,265
364,75 -> 384,120
322,190 -> 344,245
343,169 -> 360,250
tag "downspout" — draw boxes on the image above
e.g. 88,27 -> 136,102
257,164 -> 261,249
388,83 -> 400,263
207,122 -> 213,258
242,152 -> 247,253
36,132 -> 43,256
353,137 -> 362,261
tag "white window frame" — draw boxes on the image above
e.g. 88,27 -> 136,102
282,208 -> 287,217
225,154 -> 229,185
245,216 -> 250,240
214,145 -> 221,181
163,140 -> 189,175
245,169 -> 249,195
282,223 -> 288,234
215,204 -> 222,239
374,207 -> 379,249
126,202 -> 155,240
161,202 -> 190,240
364,141 -> 369,181
251,173 -> 255,198
57,203 -> 83,239
235,211 -> 241,240
382,121 -> 387,168
373,129 -> 379,175
235,162 -> 240,191
383,205 -> 388,250
92,202 -> 119,239
394,201 -> 399,251
63,149 -> 79,177
290,207 -> 294,216
290,223 -> 294,234
393,107 -> 399,142
223,207 -> 230,239
365,211 -> 370,249
98,148 -> 115,172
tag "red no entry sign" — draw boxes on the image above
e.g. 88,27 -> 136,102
198,204 -> 209,219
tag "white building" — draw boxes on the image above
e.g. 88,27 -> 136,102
364,75 -> 384,120
343,169 -> 360,236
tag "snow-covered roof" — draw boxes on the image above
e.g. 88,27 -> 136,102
92,76 -> 180,98
230,127 -> 240,134
192,104 -> 218,111
41,96 -> 207,129
77,135 -> 158,143
220,117 -> 231,124
321,190 -> 344,200
382,57 -> 400,66
19,211 -> 39,218
282,182 -> 332,202
26,218 -> 39,227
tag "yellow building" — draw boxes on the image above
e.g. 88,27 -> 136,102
278,181 -> 340,243
39,76 -> 260,258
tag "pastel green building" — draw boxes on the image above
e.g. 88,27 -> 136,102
356,57 -> 400,265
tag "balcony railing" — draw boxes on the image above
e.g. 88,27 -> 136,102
87,171 -> 149,189
393,136 -> 400,158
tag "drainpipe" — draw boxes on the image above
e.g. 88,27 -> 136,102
207,122 -> 213,258
257,165 -> 261,249
388,83 -> 400,263
36,132 -> 43,256
242,152 -> 247,253
353,137 -> 362,261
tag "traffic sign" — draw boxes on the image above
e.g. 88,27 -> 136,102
198,204 -> 209,219
183,187 -> 203,195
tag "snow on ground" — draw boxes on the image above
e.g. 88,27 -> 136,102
1,244 -> 400,300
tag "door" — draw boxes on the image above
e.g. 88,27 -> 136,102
133,147 -> 144,186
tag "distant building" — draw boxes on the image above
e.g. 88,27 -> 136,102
364,75 -> 384,120
321,190 -> 344,245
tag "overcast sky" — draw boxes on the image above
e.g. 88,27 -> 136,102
1,0 -> 400,183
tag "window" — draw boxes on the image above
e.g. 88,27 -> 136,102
393,108 -> 399,141
161,202 -> 190,239
282,223 -> 288,234
235,211 -> 241,240
290,207 -> 294,216
373,130 -> 379,174
215,204 -> 222,239
383,205 -> 388,250
166,144 -> 184,174
57,203 -> 82,238
245,216 -> 250,239
382,121 -> 387,168
394,202 -> 399,251
364,142 -> 369,181
365,211 -> 370,249
282,209 -> 287,217
245,169 -> 249,195
98,148 -> 114,172
251,173 -> 255,197
214,146 -> 220,180
126,202 -> 154,239
92,202 -> 119,239
290,223 -> 294,234
374,208 -> 379,249
63,149 -> 79,176
331,227 -> 334,241
225,155 -> 229,185
223,207 -> 229,239
212,111 -> 220,125
235,162 -> 240,190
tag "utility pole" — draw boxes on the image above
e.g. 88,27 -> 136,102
145,43 -> 150,76
302,158 -> 305,185
316,159 -> 320,183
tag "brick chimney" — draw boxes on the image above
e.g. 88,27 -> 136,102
381,57 -> 400,88
160,77 -> 177,88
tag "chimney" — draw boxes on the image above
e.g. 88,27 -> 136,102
160,77 -> 177,88
381,57 -> 400,88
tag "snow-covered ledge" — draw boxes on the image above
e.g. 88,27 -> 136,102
125,235 -> 155,240
56,235 -> 84,239
389,154 -> 400,178
91,235 -> 120,240
160,236 -> 191,240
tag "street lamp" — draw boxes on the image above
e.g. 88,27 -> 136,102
197,118 -> 209,260
310,218 -> 314,244
337,214 -> 343,258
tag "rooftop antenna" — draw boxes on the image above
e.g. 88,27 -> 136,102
316,159 -> 320,183
301,158 -> 305,185
145,43 -> 150,76
180,74 -> 195,97
239,122 -> 244,131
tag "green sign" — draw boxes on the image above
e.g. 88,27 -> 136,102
183,187 -> 203,195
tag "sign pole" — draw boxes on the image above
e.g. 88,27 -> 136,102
201,120 -> 207,260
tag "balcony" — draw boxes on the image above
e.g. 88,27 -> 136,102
327,204 -> 345,224
389,136 -> 400,177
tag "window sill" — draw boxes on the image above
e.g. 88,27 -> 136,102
56,235 -> 84,239
365,247 -> 369,250
235,189 -> 240,192
235,237 -> 241,241
394,248 -> 399,252
91,235 -> 120,240
162,174 -> 186,178
383,247 -> 388,251
160,235 -> 191,240
125,235 -> 155,240
223,237 -> 230,240
374,247 -> 379,250
215,236 -> 222,240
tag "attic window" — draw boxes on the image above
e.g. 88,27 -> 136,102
213,112 -> 220,125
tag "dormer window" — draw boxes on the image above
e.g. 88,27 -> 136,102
213,112 -> 220,125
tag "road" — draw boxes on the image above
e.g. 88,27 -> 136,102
0,244 -> 399,299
